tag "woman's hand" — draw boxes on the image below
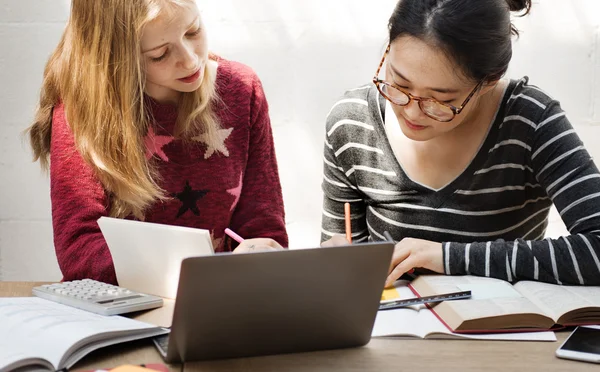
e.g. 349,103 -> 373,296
320,234 -> 351,247
233,238 -> 283,254
386,238 -> 444,287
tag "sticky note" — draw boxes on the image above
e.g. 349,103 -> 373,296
381,287 -> 401,301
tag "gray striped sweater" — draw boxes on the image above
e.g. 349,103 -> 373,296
321,77 -> 600,285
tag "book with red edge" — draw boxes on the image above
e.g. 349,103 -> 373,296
408,275 -> 600,333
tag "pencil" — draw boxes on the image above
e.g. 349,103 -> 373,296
224,228 -> 245,243
344,202 -> 352,243
383,231 -> 394,243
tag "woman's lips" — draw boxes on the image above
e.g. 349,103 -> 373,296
404,118 -> 427,131
178,69 -> 200,83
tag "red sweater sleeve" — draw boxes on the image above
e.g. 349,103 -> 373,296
50,104 -> 118,284
228,75 -> 288,247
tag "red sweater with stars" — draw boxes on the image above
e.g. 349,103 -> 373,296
49,58 -> 288,284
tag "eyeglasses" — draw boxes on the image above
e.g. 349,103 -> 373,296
373,44 -> 484,122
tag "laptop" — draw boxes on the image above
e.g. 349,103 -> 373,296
152,242 -> 394,362
97,217 -> 214,299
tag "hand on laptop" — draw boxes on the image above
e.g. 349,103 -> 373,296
385,238 -> 444,287
320,235 -> 349,247
233,238 -> 283,254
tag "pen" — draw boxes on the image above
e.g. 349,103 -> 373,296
224,228 -> 244,243
344,202 -> 352,243
383,231 -> 415,275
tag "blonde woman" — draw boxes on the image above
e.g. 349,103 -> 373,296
28,0 -> 287,284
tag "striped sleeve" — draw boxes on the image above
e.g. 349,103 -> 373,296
445,101 -> 600,285
320,94 -> 369,243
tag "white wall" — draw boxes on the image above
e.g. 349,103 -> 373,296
1,0 -> 599,280
0,0 -> 71,280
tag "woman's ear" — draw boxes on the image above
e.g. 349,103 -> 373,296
480,79 -> 500,95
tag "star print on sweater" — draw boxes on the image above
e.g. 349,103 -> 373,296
192,127 -> 233,159
173,180 -> 208,218
145,127 -> 174,161
227,172 -> 243,211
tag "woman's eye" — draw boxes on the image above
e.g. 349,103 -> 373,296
186,28 -> 201,37
151,52 -> 168,62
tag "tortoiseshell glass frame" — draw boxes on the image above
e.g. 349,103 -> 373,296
373,44 -> 484,123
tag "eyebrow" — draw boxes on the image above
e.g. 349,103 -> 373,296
388,63 -> 460,94
142,17 -> 199,53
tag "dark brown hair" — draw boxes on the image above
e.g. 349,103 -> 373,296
388,0 -> 532,82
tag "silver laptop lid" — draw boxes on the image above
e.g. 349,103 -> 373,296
166,242 -> 394,362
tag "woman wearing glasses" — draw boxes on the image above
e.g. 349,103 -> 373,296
321,0 -> 600,286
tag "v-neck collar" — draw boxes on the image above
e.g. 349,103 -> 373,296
374,80 -> 513,199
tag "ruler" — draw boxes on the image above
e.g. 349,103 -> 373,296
378,290 -> 472,311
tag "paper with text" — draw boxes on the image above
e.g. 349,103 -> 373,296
417,276 -> 544,321
515,281 -> 600,323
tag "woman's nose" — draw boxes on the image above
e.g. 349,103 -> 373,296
179,44 -> 198,70
403,99 -> 424,121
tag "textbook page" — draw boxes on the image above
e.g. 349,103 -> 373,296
372,305 -> 442,338
412,275 -> 548,323
372,283 -> 556,341
0,338 -> 53,372
374,281 -> 452,338
514,281 -> 600,323
0,297 -> 166,371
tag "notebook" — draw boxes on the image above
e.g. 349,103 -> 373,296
97,217 -> 214,299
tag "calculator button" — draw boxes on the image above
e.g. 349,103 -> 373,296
32,279 -> 163,316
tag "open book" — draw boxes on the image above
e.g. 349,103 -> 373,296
372,281 -> 556,341
0,297 -> 169,372
409,275 -> 600,333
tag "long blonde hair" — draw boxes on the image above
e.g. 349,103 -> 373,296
27,0 -> 221,219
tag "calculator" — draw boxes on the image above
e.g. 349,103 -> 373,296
32,279 -> 164,316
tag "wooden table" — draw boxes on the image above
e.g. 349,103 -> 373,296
1,282 -> 595,371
